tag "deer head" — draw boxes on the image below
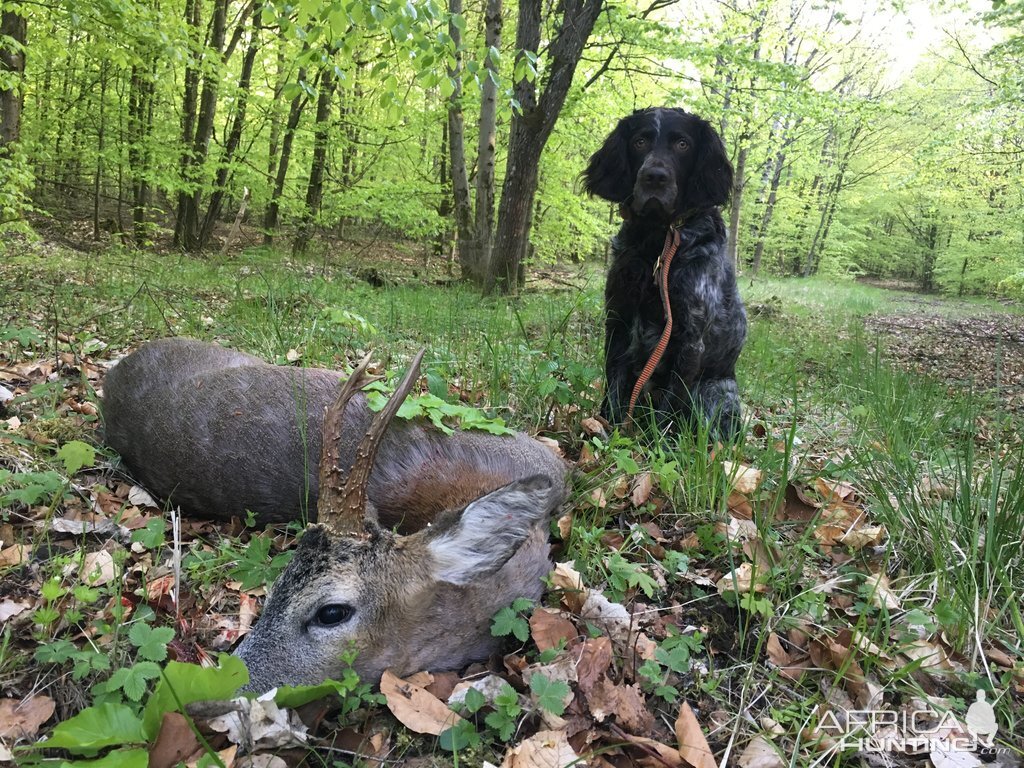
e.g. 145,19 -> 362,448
233,351 -> 562,691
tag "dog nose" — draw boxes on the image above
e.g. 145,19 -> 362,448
639,166 -> 670,187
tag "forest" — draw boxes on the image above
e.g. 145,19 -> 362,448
2,0 -> 1024,766
0,0 -> 1022,293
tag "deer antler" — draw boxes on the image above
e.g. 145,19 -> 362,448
317,350 -> 425,535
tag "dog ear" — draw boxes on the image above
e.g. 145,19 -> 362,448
681,118 -> 733,210
582,118 -> 633,203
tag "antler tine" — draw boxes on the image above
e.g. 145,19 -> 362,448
317,352 -> 382,534
336,348 -> 426,530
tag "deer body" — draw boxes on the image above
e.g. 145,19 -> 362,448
102,338 -> 567,691
103,338 -> 565,528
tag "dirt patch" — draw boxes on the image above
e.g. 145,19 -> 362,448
865,304 -> 1024,412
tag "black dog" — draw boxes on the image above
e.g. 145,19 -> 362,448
584,107 -> 746,438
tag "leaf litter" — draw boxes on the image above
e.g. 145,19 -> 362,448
1,327 -> 1022,767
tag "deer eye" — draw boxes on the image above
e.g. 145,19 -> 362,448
314,603 -> 354,626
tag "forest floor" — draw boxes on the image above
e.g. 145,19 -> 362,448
0,236 -> 1022,768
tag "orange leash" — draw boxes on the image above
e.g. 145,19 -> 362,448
624,227 -> 681,430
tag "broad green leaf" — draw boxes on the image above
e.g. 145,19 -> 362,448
142,655 -> 250,738
42,704 -> 146,756
57,440 -> 96,475
129,623 -> 174,662
529,675 -> 570,717
57,747 -> 149,767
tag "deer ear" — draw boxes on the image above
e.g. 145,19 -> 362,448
424,475 -> 557,586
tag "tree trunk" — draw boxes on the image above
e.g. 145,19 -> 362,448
471,0 -> 502,279
173,0 -> 203,247
264,65 -> 309,245
0,7 -> 26,153
197,13 -> 260,250
294,59 -> 337,255
128,64 -> 156,244
92,62 -> 108,240
177,0 -> 229,251
726,145 -> 747,270
446,0 -> 478,282
486,0 -> 603,294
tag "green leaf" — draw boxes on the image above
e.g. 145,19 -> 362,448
128,623 -> 174,662
274,679 -> 351,708
108,661 -> 163,701
41,703 -> 146,756
438,718 -> 478,751
529,675 -> 570,717
142,655 -> 249,738
462,686 -> 486,714
491,605 -> 530,642
57,440 -> 96,475
131,518 -> 165,550
55,747 -> 150,767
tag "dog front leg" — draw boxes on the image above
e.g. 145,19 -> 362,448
602,317 -> 634,424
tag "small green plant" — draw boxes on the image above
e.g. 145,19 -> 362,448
490,597 -> 535,643
638,628 -> 704,703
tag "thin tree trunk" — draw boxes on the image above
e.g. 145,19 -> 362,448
92,62 -> 108,240
178,0 -> 229,251
487,0 -> 603,294
293,59 -> 337,255
266,42 -> 286,186
174,0 -> 203,246
0,7 -> 27,153
472,0 -> 502,279
197,12 -> 260,250
264,64 -> 309,245
446,0 -> 477,281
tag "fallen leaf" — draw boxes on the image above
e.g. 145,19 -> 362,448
737,735 -> 784,768
765,633 -> 790,667
613,730 -> 683,767
149,711 -> 202,768
675,702 -> 716,768
0,695 -> 55,740
534,436 -> 563,457
556,513 -> 573,540
575,637 -> 613,694
716,562 -> 766,595
187,745 -> 236,768
500,729 -> 580,768
380,669 -> 465,736
0,544 -> 29,567
128,485 -> 159,508
550,562 -> 586,613
529,608 -> 577,652
70,549 -> 118,586
0,599 -> 31,623
631,472 -> 653,506
723,461 -> 763,494
930,747 -> 983,768
586,678 -> 653,734
863,572 -> 900,610
581,417 -> 607,438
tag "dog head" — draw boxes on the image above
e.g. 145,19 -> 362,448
583,108 -> 733,221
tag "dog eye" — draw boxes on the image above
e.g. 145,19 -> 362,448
633,137 -> 648,149
314,604 -> 354,626
676,139 -> 690,151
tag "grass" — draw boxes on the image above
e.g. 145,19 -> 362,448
1,240 -> 1022,765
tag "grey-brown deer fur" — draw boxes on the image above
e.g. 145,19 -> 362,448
103,337 -> 566,528
102,338 -> 568,691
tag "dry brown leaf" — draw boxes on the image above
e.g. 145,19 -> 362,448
380,669 -> 465,736
765,633 -> 790,667
589,487 -> 608,509
0,695 -> 55,740
66,549 -> 118,586
675,702 -> 717,768
534,436 -> 563,457
716,562 -> 765,595
723,461 -> 763,495
530,608 -> 577,652
840,525 -> 886,550
0,544 -> 29,567
631,472 -> 653,506
586,678 -> 653,735
500,729 -> 580,768
575,637 -> 613,694
550,562 -> 586,613
863,573 -> 900,610
736,735 -> 784,768
0,599 -> 31,623
556,513 -> 573,541
149,711 -> 202,768
581,417 -> 607,437
812,524 -> 845,547
814,478 -> 855,502
614,731 -> 683,767
187,745 -> 236,768
727,491 -> 753,520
